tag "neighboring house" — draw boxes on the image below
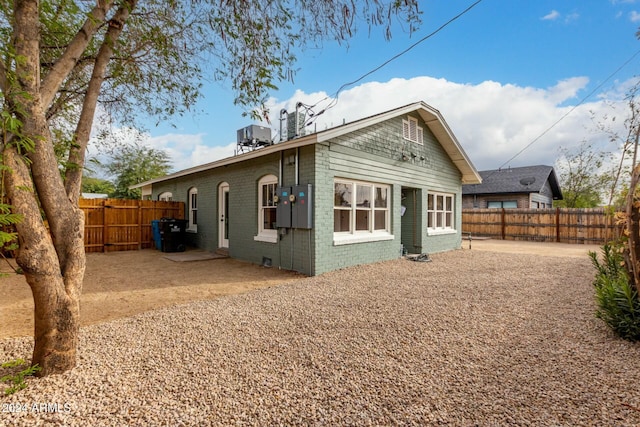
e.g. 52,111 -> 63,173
133,102 -> 481,275
81,192 -> 108,199
461,165 -> 563,209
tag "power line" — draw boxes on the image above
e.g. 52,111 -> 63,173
304,0 -> 485,124
495,47 -> 640,171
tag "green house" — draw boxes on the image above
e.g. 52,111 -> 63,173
134,102 -> 481,275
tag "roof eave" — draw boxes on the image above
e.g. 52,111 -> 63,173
131,133 -> 318,189
416,106 -> 481,184
133,101 -> 482,188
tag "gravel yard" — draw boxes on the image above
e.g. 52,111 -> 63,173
2,246 -> 640,425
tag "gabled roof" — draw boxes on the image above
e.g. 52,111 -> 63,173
133,101 -> 481,188
462,165 -> 563,200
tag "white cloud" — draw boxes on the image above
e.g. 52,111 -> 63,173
542,10 -> 560,21
564,12 -> 580,23
93,76 -> 634,178
145,133 -> 236,173
87,127 -> 237,177
541,10 -> 579,24
266,76 -> 632,171
630,10 -> 640,22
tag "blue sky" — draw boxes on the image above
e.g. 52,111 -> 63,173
102,0 -> 640,173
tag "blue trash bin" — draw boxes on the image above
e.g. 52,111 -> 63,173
151,220 -> 161,250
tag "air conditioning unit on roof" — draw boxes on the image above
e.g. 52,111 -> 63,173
236,125 -> 272,153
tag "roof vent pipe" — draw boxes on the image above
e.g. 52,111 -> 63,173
279,109 -> 287,142
295,102 -> 302,138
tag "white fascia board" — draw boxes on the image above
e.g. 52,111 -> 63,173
417,108 -> 482,184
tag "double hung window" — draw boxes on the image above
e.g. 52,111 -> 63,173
255,175 -> 278,243
188,187 -> 198,232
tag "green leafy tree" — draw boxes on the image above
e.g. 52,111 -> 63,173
554,141 -> 612,208
0,0 -> 421,376
104,143 -> 170,199
81,176 -> 114,196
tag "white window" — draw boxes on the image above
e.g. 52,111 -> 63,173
402,116 -> 424,144
254,175 -> 278,243
427,192 -> 455,234
487,200 -> 517,209
187,187 -> 197,232
334,179 -> 392,245
158,192 -> 173,201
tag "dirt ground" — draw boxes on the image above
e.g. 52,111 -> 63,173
0,240 -> 601,339
0,250 -> 302,339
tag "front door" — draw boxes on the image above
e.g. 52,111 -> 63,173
401,187 -> 420,255
219,183 -> 229,248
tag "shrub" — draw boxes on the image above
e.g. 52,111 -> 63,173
1,359 -> 41,395
589,242 -> 640,341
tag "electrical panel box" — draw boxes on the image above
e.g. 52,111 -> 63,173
275,186 -> 292,228
292,184 -> 313,229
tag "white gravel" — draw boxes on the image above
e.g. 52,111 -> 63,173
1,249 -> 640,426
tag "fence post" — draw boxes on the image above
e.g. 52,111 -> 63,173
137,200 -> 143,250
101,200 -> 107,252
501,208 -> 506,240
556,207 -> 560,243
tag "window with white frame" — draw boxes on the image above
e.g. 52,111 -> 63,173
402,116 -> 424,144
158,192 -> 173,201
187,187 -> 197,232
334,179 -> 391,243
255,175 -> 278,243
427,192 -> 455,232
487,200 -> 517,209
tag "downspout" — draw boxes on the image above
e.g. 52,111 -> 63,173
279,151 -> 283,187
295,147 -> 299,185
292,147 -> 299,272
413,189 -> 418,250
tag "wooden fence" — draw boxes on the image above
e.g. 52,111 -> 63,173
462,208 -> 623,244
79,198 -> 185,252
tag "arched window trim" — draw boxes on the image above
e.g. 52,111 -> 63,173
158,191 -> 173,201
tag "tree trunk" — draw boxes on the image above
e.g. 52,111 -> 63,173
4,141 -> 84,376
624,162 -> 640,294
7,0 -> 137,376
9,0 -> 87,376
4,0 -> 137,377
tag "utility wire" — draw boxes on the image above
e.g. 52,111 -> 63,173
494,47 -> 640,172
304,0 -> 484,124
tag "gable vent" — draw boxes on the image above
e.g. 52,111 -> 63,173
403,116 -> 423,144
